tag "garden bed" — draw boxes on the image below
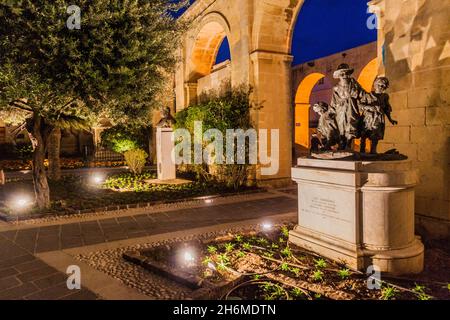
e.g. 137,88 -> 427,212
0,170 -> 261,221
122,224 -> 450,300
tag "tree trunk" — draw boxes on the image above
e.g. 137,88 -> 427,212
48,128 -> 61,180
30,115 -> 51,209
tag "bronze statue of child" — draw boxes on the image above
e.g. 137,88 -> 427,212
360,77 -> 398,154
311,102 -> 340,152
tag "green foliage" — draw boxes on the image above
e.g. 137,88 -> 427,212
124,149 -> 148,175
235,251 -> 246,259
235,234 -> 243,243
242,242 -> 252,251
290,267 -> 301,277
174,86 -> 254,189
257,237 -> 269,246
312,270 -> 324,282
224,243 -> 235,253
381,286 -> 397,300
280,226 -> 290,238
217,254 -> 230,267
207,245 -> 218,254
314,258 -> 327,269
280,263 -> 290,272
101,124 -> 150,154
337,268 -> 351,280
281,247 -> 292,258
261,282 -> 286,300
413,284 -> 430,300
202,256 -> 212,266
291,288 -> 304,298
0,0 -> 188,124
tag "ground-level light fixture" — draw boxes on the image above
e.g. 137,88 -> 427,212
10,194 -> 33,211
262,222 -> 273,231
90,173 -> 105,185
183,250 -> 195,265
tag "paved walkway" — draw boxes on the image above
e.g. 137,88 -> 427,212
0,190 -> 298,300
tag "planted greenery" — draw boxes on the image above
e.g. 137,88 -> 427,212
101,124 -> 151,154
0,169 -> 257,214
124,149 -> 148,175
157,225 -> 436,300
174,86 -> 255,189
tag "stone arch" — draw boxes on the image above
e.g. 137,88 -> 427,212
294,72 -> 325,152
252,0 -> 306,54
357,58 -> 378,92
187,12 -> 232,82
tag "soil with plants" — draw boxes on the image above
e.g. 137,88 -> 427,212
0,170 -> 259,217
130,224 -> 450,300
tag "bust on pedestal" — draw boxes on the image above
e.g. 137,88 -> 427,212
290,66 -> 424,275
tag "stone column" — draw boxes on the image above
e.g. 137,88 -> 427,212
184,82 -> 198,107
250,51 -> 293,185
156,128 -> 176,181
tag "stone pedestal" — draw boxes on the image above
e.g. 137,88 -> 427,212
289,158 -> 424,275
156,128 -> 176,181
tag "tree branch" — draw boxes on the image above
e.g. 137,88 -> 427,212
9,100 -> 33,112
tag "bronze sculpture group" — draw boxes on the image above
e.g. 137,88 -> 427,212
312,64 -> 397,154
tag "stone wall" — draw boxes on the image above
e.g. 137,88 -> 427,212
197,60 -> 231,97
374,0 -> 450,238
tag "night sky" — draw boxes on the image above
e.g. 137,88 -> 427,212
174,0 -> 377,66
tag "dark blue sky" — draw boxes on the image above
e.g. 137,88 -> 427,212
174,0 -> 376,66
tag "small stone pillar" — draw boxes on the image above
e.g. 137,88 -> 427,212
289,158 -> 424,275
156,127 -> 176,181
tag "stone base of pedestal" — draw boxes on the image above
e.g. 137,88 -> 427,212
157,127 -> 176,181
289,158 -> 424,275
289,227 -> 424,274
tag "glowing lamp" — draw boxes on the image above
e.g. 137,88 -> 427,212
184,250 -> 195,264
11,195 -> 32,210
262,223 -> 273,231
91,174 -> 104,184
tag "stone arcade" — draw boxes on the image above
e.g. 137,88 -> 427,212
175,0 -> 450,239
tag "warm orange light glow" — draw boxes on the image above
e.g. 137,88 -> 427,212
189,22 -> 226,81
357,58 -> 378,92
294,73 -> 325,149
356,58 -> 378,152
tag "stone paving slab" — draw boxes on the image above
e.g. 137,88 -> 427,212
0,195 -> 297,254
0,235 -> 98,300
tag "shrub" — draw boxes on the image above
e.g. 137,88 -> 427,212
124,149 -> 148,175
101,125 -> 150,154
174,86 -> 254,189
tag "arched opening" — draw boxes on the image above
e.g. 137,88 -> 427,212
357,58 -> 378,92
186,17 -> 232,106
294,73 -> 325,155
189,21 -> 228,81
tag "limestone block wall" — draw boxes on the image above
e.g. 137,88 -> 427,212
197,60 -> 231,97
375,0 -> 450,238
